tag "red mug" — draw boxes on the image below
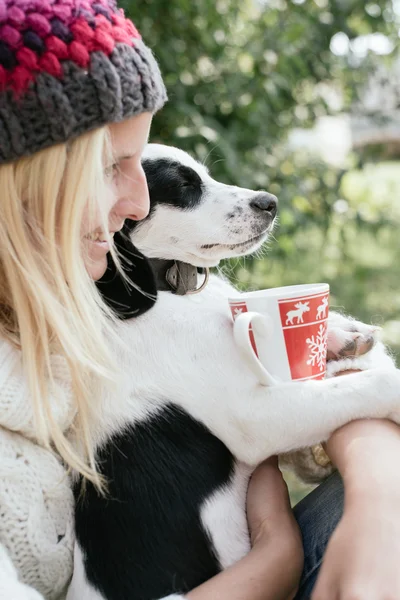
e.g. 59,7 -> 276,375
229,284 -> 329,386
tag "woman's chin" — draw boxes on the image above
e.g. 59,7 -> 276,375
86,256 -> 108,281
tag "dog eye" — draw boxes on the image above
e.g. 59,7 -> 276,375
182,178 -> 202,189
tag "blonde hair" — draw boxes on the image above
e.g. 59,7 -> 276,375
0,128 -> 127,490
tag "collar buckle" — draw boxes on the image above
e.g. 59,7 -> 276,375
149,259 -> 210,296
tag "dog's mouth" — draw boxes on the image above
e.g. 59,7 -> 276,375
201,231 -> 268,251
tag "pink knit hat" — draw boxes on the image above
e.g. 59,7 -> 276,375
0,0 -> 167,163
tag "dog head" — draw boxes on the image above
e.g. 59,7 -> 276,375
129,144 -> 277,268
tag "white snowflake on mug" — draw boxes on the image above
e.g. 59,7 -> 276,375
306,324 -> 328,371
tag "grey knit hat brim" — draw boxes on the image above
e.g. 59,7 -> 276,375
0,40 -> 167,164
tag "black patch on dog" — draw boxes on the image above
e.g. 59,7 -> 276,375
96,221 -> 157,320
141,158 -> 203,214
74,404 -> 234,600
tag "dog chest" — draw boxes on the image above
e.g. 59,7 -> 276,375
74,404 -> 249,600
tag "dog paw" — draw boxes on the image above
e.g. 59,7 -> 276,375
327,311 -> 380,361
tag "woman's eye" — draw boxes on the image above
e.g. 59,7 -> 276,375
104,163 -> 119,178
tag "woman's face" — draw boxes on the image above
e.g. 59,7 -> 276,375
82,112 -> 153,281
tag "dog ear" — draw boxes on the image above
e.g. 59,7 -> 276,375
95,221 -> 157,320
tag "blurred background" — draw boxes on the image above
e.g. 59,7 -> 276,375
124,0 -> 400,501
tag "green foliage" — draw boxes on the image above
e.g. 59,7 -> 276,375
123,0 -> 400,502
125,0 -> 398,183
124,0 -> 400,360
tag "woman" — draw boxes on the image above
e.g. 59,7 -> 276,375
0,2 -> 399,599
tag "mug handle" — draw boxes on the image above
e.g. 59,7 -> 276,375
233,311 -> 278,387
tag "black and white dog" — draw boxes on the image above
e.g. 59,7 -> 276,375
68,145 -> 400,600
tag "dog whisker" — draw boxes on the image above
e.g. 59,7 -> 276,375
201,142 -> 222,169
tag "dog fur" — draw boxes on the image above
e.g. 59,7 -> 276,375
67,144 -> 400,600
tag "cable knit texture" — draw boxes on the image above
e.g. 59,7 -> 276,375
0,339 -> 75,600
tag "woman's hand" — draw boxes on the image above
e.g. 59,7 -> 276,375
312,495 -> 400,600
247,457 -> 302,553
247,457 -> 304,599
313,419 -> 400,600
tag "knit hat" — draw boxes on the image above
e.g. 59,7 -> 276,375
0,0 -> 167,164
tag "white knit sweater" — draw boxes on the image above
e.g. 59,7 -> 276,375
0,337 -> 394,600
0,339 -> 75,600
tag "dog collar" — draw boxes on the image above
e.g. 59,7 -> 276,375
149,259 -> 210,295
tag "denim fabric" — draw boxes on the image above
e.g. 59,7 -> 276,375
293,471 -> 344,599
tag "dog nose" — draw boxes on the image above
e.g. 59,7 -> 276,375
249,193 -> 278,218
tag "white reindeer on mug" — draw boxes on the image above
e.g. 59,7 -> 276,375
286,301 -> 310,325
316,297 -> 329,320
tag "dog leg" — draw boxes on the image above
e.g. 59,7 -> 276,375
280,313 -> 397,482
206,368 -> 400,466
327,310 -> 380,360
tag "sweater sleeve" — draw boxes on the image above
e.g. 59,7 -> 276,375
0,427 -> 75,599
280,339 -> 397,484
0,340 -> 75,600
0,544 -> 44,600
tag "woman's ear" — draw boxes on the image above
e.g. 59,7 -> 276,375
96,223 -> 157,320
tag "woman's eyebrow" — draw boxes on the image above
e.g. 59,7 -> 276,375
117,153 -> 135,160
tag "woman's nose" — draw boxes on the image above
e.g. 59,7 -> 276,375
115,172 -> 150,221
126,186 -> 150,221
